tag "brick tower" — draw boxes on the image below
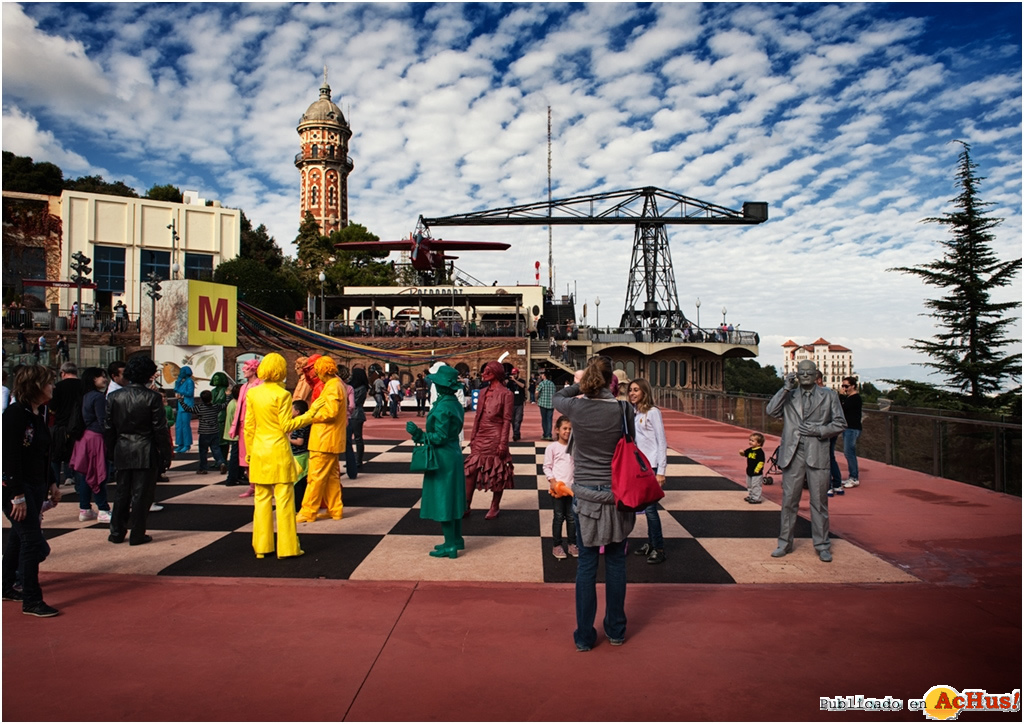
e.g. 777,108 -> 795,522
296,69 -> 353,235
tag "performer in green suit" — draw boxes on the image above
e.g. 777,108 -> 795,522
406,364 -> 466,559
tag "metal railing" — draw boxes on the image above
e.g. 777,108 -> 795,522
589,326 -> 758,345
651,388 -> 1022,496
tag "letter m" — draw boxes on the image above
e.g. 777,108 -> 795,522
198,296 -> 228,332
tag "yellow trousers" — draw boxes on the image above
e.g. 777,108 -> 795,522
299,451 -> 343,520
252,483 -> 302,558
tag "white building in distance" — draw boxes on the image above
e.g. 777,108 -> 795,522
782,338 -> 854,390
59,190 -> 240,318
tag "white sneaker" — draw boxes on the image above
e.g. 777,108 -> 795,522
97,510 -> 112,523
78,508 -> 97,522
842,477 -> 860,488
149,503 -> 164,512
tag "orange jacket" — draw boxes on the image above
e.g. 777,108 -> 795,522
306,377 -> 347,454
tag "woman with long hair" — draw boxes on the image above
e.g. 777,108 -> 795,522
70,367 -> 113,523
3,365 -> 62,616
464,361 -> 514,519
347,365 -> 369,470
553,356 -> 636,651
627,378 -> 668,564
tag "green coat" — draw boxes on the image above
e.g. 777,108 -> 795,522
414,390 -> 465,522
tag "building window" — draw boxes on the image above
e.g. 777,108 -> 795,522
669,361 -> 677,386
678,359 -> 687,387
140,249 -> 170,282
94,245 -> 125,293
311,144 -> 319,158
184,252 -> 214,281
626,360 -> 635,379
660,360 -> 668,385
649,361 -> 658,386
310,186 -> 319,206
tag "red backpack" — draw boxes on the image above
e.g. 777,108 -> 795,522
611,401 -> 665,512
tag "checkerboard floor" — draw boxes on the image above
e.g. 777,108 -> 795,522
11,441 -> 916,585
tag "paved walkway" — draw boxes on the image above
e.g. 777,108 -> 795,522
3,406 -> 1020,721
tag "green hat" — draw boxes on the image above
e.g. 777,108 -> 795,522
427,364 -> 460,391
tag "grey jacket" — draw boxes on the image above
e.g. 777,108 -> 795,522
766,384 -> 847,470
554,384 -> 636,546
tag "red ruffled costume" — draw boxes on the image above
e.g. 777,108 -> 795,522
464,361 -> 514,518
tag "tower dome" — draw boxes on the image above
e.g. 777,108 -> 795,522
296,69 -> 354,235
298,80 -> 347,127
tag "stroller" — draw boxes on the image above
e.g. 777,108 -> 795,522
761,446 -> 782,486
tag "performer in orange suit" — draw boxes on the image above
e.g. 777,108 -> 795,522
296,356 -> 347,523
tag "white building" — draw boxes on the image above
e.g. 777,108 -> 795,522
59,190 -> 240,319
782,338 -> 854,390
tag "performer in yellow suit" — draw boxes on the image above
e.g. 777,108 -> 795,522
243,353 -> 307,558
296,356 -> 347,523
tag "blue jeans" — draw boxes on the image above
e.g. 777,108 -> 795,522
843,429 -> 860,479
198,432 -> 227,471
225,441 -> 240,484
828,438 -> 842,489
74,470 -> 109,511
573,503 -> 627,649
643,503 -> 664,549
539,406 -> 554,439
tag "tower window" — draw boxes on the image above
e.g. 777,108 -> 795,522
310,186 -> 319,206
311,144 -> 319,158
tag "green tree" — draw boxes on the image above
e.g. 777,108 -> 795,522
723,358 -> 784,395
293,214 -> 396,296
239,211 -> 283,271
213,257 -> 304,319
64,174 -> 139,197
2,152 -> 64,195
145,184 -> 183,203
889,142 -> 1021,405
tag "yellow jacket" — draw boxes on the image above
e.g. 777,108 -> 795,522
243,381 -> 305,484
306,377 -> 347,454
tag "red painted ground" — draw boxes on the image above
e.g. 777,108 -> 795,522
4,404 -> 1020,721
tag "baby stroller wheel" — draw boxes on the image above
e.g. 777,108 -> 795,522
763,476 -> 773,486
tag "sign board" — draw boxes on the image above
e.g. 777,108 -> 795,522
188,280 -> 237,347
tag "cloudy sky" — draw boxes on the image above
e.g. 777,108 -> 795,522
3,2 -> 1021,382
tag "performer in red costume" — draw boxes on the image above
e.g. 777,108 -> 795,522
464,361 -> 514,519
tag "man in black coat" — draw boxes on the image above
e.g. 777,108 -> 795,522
104,356 -> 172,546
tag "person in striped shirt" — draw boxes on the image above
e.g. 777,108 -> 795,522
178,390 -> 228,474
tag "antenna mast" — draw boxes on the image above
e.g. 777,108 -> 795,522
547,106 -> 553,291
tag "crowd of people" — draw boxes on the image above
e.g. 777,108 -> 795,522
3,349 -> 861,658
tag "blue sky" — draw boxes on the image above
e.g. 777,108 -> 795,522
3,2 -> 1021,383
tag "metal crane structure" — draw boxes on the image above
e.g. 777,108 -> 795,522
420,186 -> 768,334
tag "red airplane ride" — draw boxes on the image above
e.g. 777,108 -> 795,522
336,232 -> 510,274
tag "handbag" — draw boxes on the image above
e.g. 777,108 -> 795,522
410,441 -> 438,472
611,401 -> 665,512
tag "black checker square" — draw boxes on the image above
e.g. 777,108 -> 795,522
389,508 -> 540,537
159,531 -> 383,579
539,537 -> 734,584
669,510 -> 814,539
342,487 -> 424,508
663,476 -> 747,492
147,502 -> 256,532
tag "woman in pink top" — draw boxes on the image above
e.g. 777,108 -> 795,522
230,358 -> 263,498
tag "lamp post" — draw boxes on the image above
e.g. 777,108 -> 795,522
594,296 -> 600,330
69,251 -> 92,367
318,271 -> 326,333
166,221 -> 180,279
144,272 -> 162,359
722,306 -> 727,325
695,297 -> 701,332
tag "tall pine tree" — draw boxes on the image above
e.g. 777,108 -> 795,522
890,142 -> 1021,404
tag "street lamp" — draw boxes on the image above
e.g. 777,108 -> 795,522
318,271 -> 326,333
594,296 -> 601,330
70,251 -> 92,367
166,221 -> 180,279
722,306 -> 727,325
695,297 -> 701,331
144,272 -> 162,359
